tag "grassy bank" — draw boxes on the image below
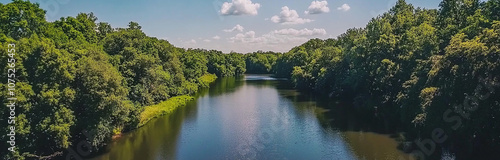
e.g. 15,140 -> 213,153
137,74 -> 217,128
198,73 -> 218,87
138,95 -> 194,127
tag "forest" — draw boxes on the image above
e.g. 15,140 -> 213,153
1,0 -> 500,159
272,0 -> 500,159
0,0 -> 246,159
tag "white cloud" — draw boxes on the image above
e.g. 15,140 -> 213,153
220,0 -> 261,16
203,39 -> 211,42
229,28 -> 327,44
305,1 -> 330,14
223,24 -> 245,32
272,28 -> 327,36
271,6 -> 313,25
229,31 -> 266,43
186,39 -> 196,44
213,35 -> 221,40
337,4 -> 350,11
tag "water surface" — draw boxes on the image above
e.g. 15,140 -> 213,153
92,75 -> 414,160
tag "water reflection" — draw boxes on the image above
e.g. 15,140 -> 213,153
92,75 -> 413,160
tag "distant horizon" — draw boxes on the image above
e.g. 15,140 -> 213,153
0,0 -> 450,53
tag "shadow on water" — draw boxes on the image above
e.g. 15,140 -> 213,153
91,100 -> 194,160
91,76 -> 246,160
206,76 -> 245,97
92,74 -> 415,160
244,75 -> 415,160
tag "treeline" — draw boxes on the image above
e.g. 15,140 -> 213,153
272,0 -> 500,159
1,0 -> 500,159
0,1 -> 245,159
244,51 -> 280,74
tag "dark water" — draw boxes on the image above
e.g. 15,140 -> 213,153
92,75 -> 414,160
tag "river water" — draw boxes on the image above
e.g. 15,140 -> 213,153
92,75 -> 414,160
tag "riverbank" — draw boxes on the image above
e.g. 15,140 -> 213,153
138,95 -> 194,127
137,73 -> 217,128
198,73 -> 218,87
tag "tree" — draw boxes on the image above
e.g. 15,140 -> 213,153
0,0 -> 47,39
128,21 -> 142,30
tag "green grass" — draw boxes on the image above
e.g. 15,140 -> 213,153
137,74 -> 217,128
138,95 -> 194,127
198,73 -> 217,87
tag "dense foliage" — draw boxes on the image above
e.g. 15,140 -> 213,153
0,1 -> 244,159
1,0 -> 500,159
244,51 -> 280,74
205,50 -> 246,77
272,0 -> 500,159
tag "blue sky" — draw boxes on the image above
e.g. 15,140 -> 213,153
2,0 -> 445,53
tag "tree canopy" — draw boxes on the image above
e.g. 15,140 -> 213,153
1,0 -> 499,159
0,1 -> 244,159
271,0 -> 500,158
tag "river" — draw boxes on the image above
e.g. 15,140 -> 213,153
92,75 -> 414,160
